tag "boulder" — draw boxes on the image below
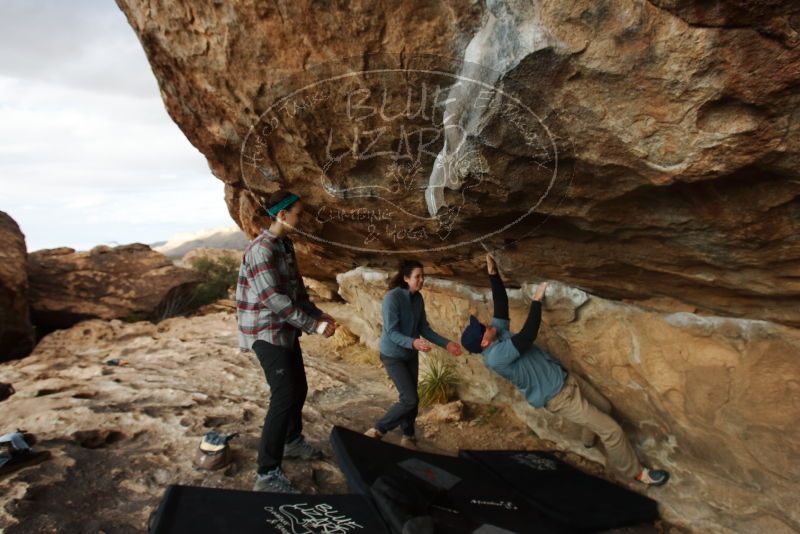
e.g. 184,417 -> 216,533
116,0 -> 800,325
337,267 -> 800,532
0,211 -> 34,361
418,400 -> 467,425
28,244 -> 203,329
111,1 -> 800,529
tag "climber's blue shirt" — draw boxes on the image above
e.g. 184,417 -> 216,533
482,317 -> 566,408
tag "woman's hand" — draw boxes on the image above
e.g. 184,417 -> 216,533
533,282 -> 549,302
412,338 -> 432,352
446,341 -> 463,356
486,254 -> 498,275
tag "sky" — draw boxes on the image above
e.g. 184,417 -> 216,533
0,0 -> 233,252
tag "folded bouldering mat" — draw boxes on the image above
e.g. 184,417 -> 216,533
459,450 -> 659,531
148,484 -> 390,534
330,426 -> 569,533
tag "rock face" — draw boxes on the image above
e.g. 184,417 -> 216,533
0,212 -> 34,361
27,244 -> 203,330
337,267 -> 800,532
116,0 -> 800,326
0,312 -> 376,532
113,1 -> 800,530
0,310 -> 555,533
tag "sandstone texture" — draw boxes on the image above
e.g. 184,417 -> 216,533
0,312 -> 378,532
0,212 -> 34,361
110,1 -> 800,531
337,267 -> 800,533
0,310 -> 574,533
28,244 -> 203,330
417,399 -> 467,425
116,0 -> 800,325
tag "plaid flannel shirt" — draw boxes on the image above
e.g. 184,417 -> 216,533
236,228 -> 322,351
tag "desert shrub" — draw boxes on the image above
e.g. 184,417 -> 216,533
153,256 -> 239,322
152,284 -> 198,322
189,256 -> 239,307
418,354 -> 459,408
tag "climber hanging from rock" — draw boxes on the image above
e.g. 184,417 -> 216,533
459,254 -> 670,487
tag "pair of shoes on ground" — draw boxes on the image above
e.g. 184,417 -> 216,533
364,428 -> 417,450
0,431 -> 50,477
635,467 -> 670,486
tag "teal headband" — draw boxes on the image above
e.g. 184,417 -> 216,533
267,194 -> 300,217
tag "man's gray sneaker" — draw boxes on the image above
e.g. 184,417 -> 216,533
283,436 -> 324,460
253,467 -> 300,493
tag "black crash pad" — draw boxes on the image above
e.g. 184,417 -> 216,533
329,426 -> 568,533
459,450 -> 659,531
148,484 -> 390,534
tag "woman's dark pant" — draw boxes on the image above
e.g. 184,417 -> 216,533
252,338 -> 308,474
375,353 -> 419,437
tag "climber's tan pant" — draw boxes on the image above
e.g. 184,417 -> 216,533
545,374 -> 642,479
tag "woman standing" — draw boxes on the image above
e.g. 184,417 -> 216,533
365,260 -> 462,449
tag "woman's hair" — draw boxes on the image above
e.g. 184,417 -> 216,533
262,190 -> 299,219
388,259 -> 424,290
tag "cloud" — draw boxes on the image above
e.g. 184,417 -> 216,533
6,184 -> 232,252
0,0 -> 155,98
0,1 -> 234,252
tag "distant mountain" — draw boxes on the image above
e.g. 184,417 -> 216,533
154,227 -> 249,258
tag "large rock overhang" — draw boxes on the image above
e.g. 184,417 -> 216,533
116,0 -> 800,325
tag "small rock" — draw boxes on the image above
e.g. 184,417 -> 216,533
417,400 -> 465,425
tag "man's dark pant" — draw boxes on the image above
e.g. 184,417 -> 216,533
252,338 -> 307,474
375,353 -> 419,437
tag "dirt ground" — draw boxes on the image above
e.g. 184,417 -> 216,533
0,309 -> 680,533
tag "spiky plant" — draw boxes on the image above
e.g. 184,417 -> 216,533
418,354 -> 459,408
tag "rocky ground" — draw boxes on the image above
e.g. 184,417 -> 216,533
0,308 -> 681,534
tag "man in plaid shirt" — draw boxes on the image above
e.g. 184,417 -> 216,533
237,190 -> 336,493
